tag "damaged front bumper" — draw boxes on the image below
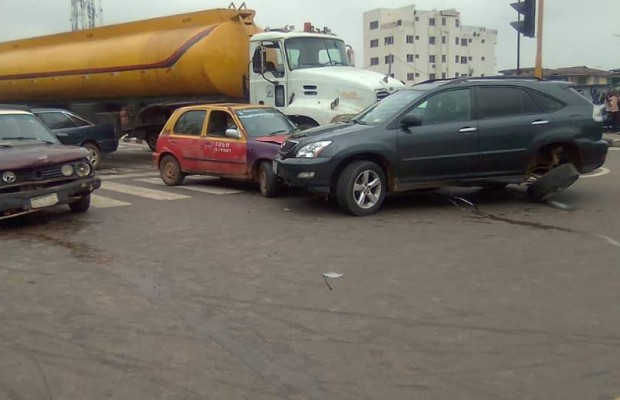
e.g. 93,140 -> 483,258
0,177 -> 101,220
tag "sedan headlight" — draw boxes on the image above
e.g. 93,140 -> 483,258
2,171 -> 16,184
296,141 -> 332,158
75,161 -> 92,177
61,164 -> 74,177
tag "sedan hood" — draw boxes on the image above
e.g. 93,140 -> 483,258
0,144 -> 89,170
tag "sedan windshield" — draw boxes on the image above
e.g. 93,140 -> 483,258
0,114 -> 59,144
353,90 -> 426,126
236,109 -> 297,138
285,37 -> 350,70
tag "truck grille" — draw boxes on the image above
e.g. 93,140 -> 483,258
376,90 -> 390,102
15,164 -> 65,182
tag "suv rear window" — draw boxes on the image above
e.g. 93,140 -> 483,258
528,90 -> 566,113
477,87 -> 542,118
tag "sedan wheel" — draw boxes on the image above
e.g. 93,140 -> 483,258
83,143 -> 102,169
160,155 -> 185,186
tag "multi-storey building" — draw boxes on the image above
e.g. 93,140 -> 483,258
363,5 -> 497,84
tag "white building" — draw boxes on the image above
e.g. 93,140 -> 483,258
363,5 -> 497,84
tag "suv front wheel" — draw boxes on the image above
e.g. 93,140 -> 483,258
336,160 -> 386,216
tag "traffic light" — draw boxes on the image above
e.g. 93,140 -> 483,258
510,0 -> 536,38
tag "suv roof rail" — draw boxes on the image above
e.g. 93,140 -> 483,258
447,76 -> 544,84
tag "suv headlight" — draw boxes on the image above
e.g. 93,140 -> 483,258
75,161 -> 92,177
296,141 -> 332,158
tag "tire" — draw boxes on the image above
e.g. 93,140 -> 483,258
160,155 -> 185,186
69,194 -> 91,213
527,163 -> 579,202
146,131 -> 159,152
336,160 -> 386,216
83,143 -> 102,170
258,161 -> 279,198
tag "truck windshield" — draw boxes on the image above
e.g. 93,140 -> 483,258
236,109 -> 297,137
352,90 -> 426,126
0,114 -> 59,144
285,37 -> 350,70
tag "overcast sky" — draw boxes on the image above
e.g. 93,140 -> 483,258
0,0 -> 618,72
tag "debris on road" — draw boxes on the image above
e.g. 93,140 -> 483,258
323,272 -> 343,291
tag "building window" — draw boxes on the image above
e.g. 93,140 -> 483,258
481,74 -> 485,77
442,72 -> 446,79
384,36 -> 394,45
482,39 -> 486,44
429,73 -> 436,80
455,19 -> 460,27
455,72 -> 460,78
461,38 -> 468,46
429,36 -> 436,45
406,35 -> 414,44
455,37 -> 459,45
384,54 -> 394,64
397,20 -> 402,26
481,56 -> 486,61
442,55 -> 446,62
429,55 -> 436,63
429,18 -> 435,26
468,56 -> 472,61
442,17 -> 446,26
370,39 -> 379,48
461,56 -> 467,64
415,72 -> 420,77
370,57 -> 379,66
370,21 -> 378,30
468,38 -> 473,43
442,36 -> 446,44
415,54 -> 420,59
407,73 -> 414,81
415,35 -> 420,40
415,16 -> 419,22
455,55 -> 459,63
406,54 -> 414,62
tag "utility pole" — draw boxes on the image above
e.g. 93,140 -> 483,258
534,0 -> 544,78
516,12 -> 521,75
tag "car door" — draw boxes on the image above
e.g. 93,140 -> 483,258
168,109 -> 207,172
396,88 -> 478,183
35,111 -> 82,145
473,86 -> 550,176
200,109 -> 248,177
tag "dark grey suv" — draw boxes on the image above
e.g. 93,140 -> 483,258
275,78 -> 608,215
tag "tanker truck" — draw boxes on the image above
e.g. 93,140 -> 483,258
0,5 -> 404,150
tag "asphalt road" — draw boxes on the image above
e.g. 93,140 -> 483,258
1,143 -> 619,400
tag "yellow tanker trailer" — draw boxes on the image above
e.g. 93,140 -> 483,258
0,7 -> 260,149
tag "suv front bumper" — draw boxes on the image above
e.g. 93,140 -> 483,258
577,139 -> 608,174
275,156 -> 335,194
0,177 -> 101,219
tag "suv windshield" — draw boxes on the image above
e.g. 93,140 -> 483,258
236,109 -> 297,137
353,90 -> 426,125
285,37 -> 350,70
0,114 -> 59,144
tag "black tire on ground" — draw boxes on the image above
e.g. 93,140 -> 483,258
69,194 -> 91,213
160,155 -> 185,186
83,142 -> 102,170
527,163 -> 580,202
146,132 -> 159,152
336,160 -> 387,216
258,161 -> 279,198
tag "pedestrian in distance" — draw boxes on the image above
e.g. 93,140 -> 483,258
605,92 -> 619,133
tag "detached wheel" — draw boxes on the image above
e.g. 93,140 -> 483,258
527,163 -> 579,202
336,160 -> 386,216
83,143 -> 102,170
69,194 -> 91,213
146,131 -> 159,152
160,155 -> 185,186
258,161 -> 279,198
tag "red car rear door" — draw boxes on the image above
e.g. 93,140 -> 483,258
168,109 -> 207,172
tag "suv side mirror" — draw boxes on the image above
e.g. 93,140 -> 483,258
401,114 -> 423,129
225,128 -> 241,139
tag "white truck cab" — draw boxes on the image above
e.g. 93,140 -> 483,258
249,30 -> 405,128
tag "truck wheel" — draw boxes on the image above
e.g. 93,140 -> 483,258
69,194 -> 91,213
527,163 -> 579,202
336,160 -> 386,216
146,132 -> 159,152
83,143 -> 102,169
258,161 -> 279,198
160,155 -> 185,186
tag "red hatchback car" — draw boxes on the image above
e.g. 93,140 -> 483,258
154,104 -> 297,197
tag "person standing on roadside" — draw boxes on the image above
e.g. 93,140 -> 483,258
606,92 -> 619,133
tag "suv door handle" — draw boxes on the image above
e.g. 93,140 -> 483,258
458,127 -> 478,133
531,120 -> 549,125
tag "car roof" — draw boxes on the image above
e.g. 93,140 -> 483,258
30,107 -> 70,113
